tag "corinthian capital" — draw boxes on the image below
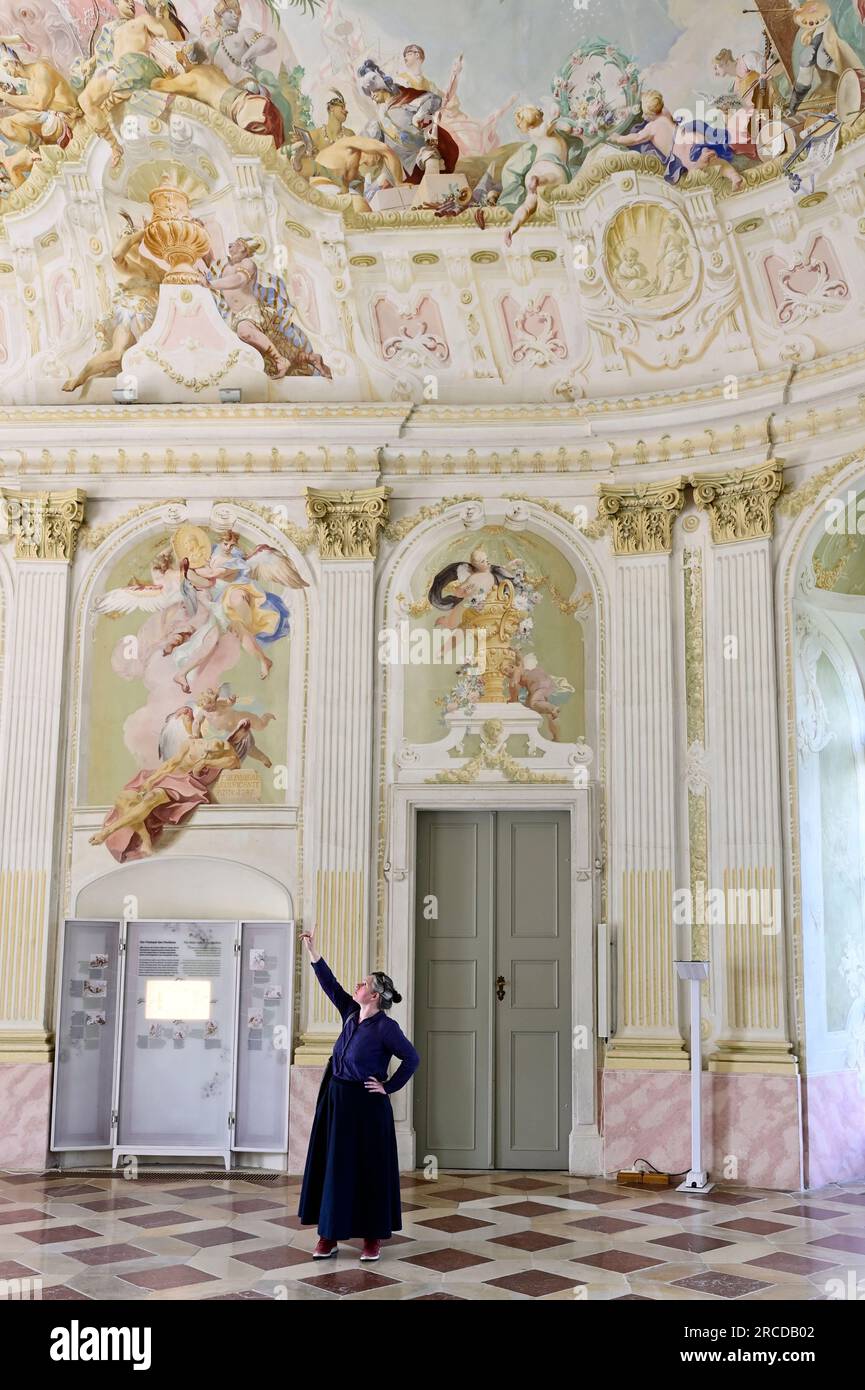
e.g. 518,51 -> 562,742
1,490 -> 86,562
690,461 -> 784,544
597,478 -> 686,555
306,487 -> 390,560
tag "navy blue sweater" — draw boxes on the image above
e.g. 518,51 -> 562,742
312,956 -> 420,1095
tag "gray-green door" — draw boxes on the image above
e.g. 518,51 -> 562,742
413,809 -> 571,1169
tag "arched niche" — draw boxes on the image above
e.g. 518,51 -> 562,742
74,857 -> 293,922
375,499 -> 605,781
784,469 -> 865,1184
63,501 -> 312,918
372,499 -> 607,1174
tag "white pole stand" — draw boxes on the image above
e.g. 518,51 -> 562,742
675,961 -> 713,1194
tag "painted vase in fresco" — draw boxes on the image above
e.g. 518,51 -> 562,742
143,185 -> 211,286
460,579 -> 522,703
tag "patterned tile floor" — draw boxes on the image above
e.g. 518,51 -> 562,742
1,1169 -> 864,1300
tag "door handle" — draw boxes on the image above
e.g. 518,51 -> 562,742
495,975 -> 507,1002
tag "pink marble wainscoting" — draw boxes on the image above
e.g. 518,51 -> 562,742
287,1065 -> 325,1175
803,1072 -> 865,1188
0,1062 -> 52,1171
602,1070 -> 803,1191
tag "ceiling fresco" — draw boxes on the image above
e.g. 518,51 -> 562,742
1,0 -> 864,405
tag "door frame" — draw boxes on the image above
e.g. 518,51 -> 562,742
384,783 -> 602,1175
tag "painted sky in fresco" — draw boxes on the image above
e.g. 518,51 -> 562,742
284,0 -> 767,125
4,2 -> 865,145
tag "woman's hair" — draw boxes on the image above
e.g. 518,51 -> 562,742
370,971 -> 402,1010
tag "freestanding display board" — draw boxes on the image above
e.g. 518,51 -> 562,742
51,918 -> 294,1168
116,919 -> 238,1169
50,920 -> 122,1151
234,922 -> 292,1153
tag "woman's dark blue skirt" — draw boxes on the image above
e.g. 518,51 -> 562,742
298,1063 -> 402,1240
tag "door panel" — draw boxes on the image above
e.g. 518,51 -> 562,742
413,812 -> 493,1168
414,809 -> 571,1170
427,821 -> 481,938
509,1030 -> 561,1153
495,812 -> 571,1168
425,1032 -> 477,1152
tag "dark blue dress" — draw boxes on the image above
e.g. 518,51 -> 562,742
298,957 -> 420,1240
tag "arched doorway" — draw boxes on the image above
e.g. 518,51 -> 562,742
792,484 -> 865,1186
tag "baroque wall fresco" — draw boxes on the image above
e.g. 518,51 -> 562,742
401,526 -> 591,748
3,2 -> 865,404
82,522 -> 302,854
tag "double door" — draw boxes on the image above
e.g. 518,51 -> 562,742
413,810 -> 571,1169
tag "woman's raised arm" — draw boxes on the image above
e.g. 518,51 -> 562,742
301,927 -> 358,1020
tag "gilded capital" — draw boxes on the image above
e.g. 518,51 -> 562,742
306,487 -> 390,560
1,489 -> 86,561
597,478 -> 686,555
689,461 -> 784,544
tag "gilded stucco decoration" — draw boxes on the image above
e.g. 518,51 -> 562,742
1,489 -> 85,561
690,461 -> 784,543
306,487 -> 390,560
597,479 -> 686,555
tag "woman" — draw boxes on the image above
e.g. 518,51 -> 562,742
298,927 -> 420,1262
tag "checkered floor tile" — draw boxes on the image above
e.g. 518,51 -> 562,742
0,1169 -> 863,1300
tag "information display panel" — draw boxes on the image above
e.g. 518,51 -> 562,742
51,920 -> 121,1150
117,920 -> 237,1153
234,921 -> 293,1152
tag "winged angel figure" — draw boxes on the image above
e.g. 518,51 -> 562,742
95,524 -> 308,691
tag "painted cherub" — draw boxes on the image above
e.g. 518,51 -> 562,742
504,651 -> 573,742
428,547 -> 515,632
192,684 -> 276,769
608,88 -> 744,191
615,245 -> 652,295
502,104 -> 575,246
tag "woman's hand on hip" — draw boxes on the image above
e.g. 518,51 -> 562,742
364,1077 -> 386,1094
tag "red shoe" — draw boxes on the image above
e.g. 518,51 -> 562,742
360,1239 -> 381,1261
313,1237 -> 338,1258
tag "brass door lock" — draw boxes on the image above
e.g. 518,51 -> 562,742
496,975 -> 507,1001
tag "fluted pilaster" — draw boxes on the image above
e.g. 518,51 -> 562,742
0,491 -> 84,1061
602,480 -> 688,1069
295,489 -> 388,1062
692,463 -> 795,1073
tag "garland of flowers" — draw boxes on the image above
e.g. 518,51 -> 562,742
143,348 -> 241,393
553,38 -> 641,152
